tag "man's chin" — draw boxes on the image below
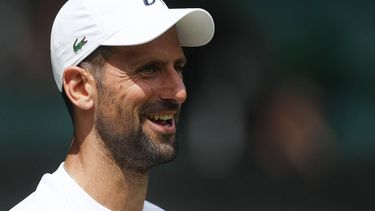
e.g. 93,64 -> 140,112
146,133 -> 178,162
149,147 -> 178,168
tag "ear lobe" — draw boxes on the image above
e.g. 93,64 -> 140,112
62,66 -> 95,110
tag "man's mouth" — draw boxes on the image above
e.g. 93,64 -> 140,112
147,114 -> 175,129
142,101 -> 180,134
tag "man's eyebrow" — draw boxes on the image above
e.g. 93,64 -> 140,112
130,56 -> 187,69
176,57 -> 187,64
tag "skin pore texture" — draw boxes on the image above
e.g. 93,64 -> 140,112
62,27 -> 187,211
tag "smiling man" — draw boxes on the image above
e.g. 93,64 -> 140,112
11,0 -> 214,210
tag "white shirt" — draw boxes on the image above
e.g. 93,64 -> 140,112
10,163 -> 164,211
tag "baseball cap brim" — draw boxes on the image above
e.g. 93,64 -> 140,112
101,8 -> 214,47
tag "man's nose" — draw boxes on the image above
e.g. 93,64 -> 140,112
159,67 -> 187,104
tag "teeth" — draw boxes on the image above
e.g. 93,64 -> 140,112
160,115 -> 173,121
150,114 -> 173,121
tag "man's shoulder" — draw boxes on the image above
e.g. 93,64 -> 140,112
10,163 -> 165,211
10,167 -> 68,211
10,190 -> 64,211
143,200 -> 165,211
11,191 -> 164,211
11,192 -> 39,211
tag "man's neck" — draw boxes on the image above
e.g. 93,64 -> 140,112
64,134 -> 149,211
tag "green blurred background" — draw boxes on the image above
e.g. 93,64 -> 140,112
1,0 -> 375,210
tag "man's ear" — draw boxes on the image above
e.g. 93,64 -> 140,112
62,66 -> 96,110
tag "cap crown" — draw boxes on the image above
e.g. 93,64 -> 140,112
51,0 -> 214,91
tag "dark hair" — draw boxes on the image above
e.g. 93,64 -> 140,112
61,46 -> 113,122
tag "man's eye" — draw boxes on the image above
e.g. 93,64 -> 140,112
174,64 -> 185,74
138,65 -> 160,75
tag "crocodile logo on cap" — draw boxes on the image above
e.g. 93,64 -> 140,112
73,37 -> 88,53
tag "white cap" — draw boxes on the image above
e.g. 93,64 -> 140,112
51,0 -> 215,91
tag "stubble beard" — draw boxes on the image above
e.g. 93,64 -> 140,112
94,88 -> 179,174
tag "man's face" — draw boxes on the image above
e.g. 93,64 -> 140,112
94,28 -> 187,173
